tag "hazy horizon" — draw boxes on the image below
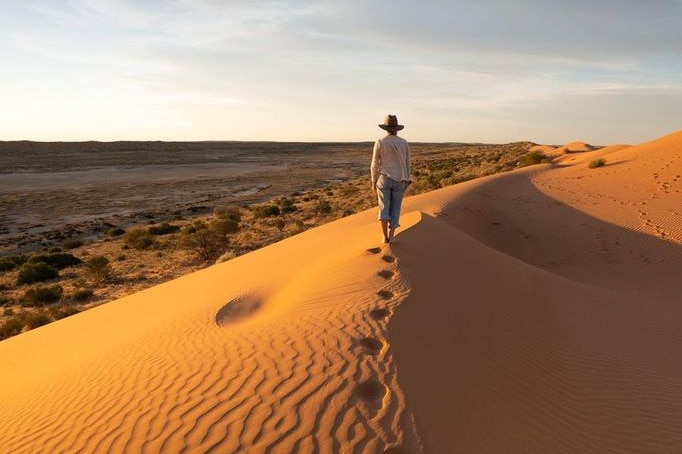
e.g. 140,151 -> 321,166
1,1 -> 681,144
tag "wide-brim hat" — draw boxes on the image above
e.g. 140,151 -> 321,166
379,114 -> 404,131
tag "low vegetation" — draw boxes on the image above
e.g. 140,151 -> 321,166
148,223 -> 180,236
62,239 -> 84,249
0,255 -> 27,272
518,151 -> 551,167
71,288 -> 94,302
27,252 -> 82,270
124,228 -> 156,250
17,262 -> 59,285
589,158 -> 606,168
253,205 -> 280,218
182,211 -> 241,263
106,228 -> 126,237
85,256 -> 113,284
21,285 -> 63,307
0,304 -> 80,340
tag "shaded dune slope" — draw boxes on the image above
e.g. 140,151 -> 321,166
390,131 -> 682,452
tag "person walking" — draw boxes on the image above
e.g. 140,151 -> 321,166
371,114 -> 411,244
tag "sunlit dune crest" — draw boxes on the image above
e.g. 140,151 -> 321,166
2,131 -> 682,452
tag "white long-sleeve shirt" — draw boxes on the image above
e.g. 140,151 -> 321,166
370,134 -> 411,184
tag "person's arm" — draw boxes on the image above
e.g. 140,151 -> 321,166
370,140 -> 381,190
406,141 -> 411,183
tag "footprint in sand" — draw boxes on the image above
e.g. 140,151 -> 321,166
377,270 -> 395,279
355,380 -> 387,401
370,308 -> 390,320
381,255 -> 396,263
359,337 -> 384,355
367,247 -> 382,254
377,290 -> 393,300
215,296 -> 261,326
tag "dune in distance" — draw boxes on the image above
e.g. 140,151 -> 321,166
1,131 -> 682,453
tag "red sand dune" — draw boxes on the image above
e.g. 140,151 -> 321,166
1,131 -> 681,453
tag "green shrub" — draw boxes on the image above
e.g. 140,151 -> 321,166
0,318 -> 23,339
107,227 -> 126,237
148,223 -> 180,236
21,285 -> 63,306
62,239 -> 84,249
0,255 -> 27,272
71,288 -> 94,302
85,256 -> 112,284
124,228 -> 155,250
588,158 -> 606,168
17,262 -> 59,285
254,205 -> 280,218
28,253 -> 82,270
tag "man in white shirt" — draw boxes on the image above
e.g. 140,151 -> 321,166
370,114 -> 412,244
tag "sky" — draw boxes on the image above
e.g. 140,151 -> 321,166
1,0 -> 681,144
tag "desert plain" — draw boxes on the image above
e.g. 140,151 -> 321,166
1,132 -> 681,453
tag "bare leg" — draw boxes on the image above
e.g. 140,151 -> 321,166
388,227 -> 396,243
381,220 -> 390,243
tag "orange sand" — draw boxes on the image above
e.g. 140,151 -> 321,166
1,132 -> 681,453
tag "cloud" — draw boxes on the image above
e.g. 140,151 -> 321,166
1,1 -> 681,141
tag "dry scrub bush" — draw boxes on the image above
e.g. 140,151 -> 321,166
17,262 -> 59,285
85,256 -> 113,284
589,158 -> 606,168
148,223 -> 180,235
182,220 -> 230,263
28,252 -> 82,269
21,285 -> 63,306
254,205 -> 280,218
124,228 -> 155,250
0,255 -> 27,272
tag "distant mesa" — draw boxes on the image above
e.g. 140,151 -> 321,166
215,295 -> 261,326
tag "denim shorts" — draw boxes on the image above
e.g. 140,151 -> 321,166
376,174 -> 408,229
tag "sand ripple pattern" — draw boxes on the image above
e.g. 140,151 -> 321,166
1,246 -> 421,454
